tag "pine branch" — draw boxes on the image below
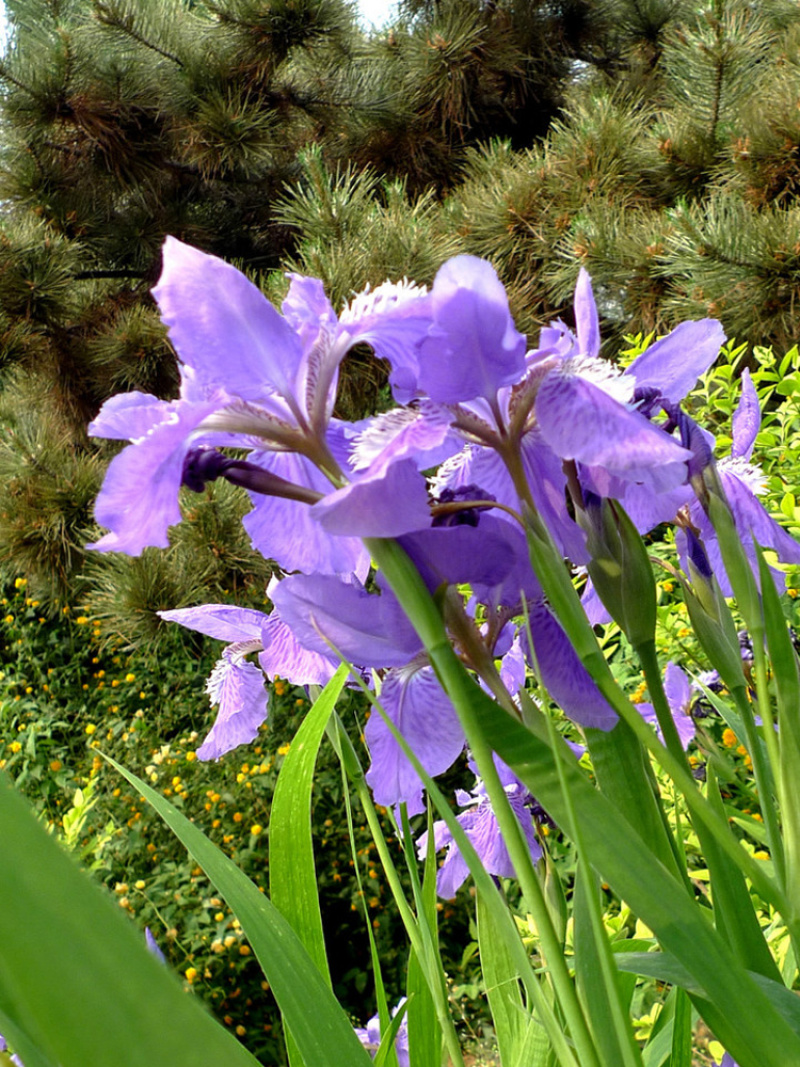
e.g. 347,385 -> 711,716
92,2 -> 185,68
72,269 -> 148,280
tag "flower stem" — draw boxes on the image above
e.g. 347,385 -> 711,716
366,537 -> 601,1067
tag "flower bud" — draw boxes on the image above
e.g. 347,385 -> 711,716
580,494 -> 656,647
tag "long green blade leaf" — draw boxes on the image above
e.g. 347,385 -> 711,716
269,666 -> 346,1067
468,694 -> 800,1067
0,774 -> 262,1067
104,755 -> 373,1067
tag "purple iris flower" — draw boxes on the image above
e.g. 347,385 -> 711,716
636,661 -> 697,750
359,261 -> 722,566
354,1000 -> 409,1067
520,602 -> 618,730
417,757 -> 542,898
713,1055 -> 738,1067
89,237 -> 435,571
675,369 -> 800,595
159,589 -> 339,760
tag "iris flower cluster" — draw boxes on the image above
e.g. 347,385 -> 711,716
89,238 -> 799,887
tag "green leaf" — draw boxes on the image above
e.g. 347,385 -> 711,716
617,952 -> 800,1041
572,860 -> 643,1067
669,988 -> 692,1067
470,702 -> 800,1067
697,767 -> 780,981
585,719 -> 679,878
477,889 -> 549,1067
406,816 -> 442,1067
0,773 -> 262,1067
269,666 -> 346,1066
103,756 -> 374,1067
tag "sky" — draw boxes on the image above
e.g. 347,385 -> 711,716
0,3 -> 398,43
357,0 -> 399,28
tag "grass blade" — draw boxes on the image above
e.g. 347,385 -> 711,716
104,755 -> 374,1067
0,774 -> 262,1067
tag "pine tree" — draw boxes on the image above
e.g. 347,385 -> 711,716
4,0 -> 800,625
0,0 -> 363,619
0,0 -> 591,620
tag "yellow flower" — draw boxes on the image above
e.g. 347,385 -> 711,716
125,673 -> 135,682
250,824 -> 263,836
50,759 -> 62,772
722,728 -> 738,748
85,724 -> 97,735
9,741 -> 21,754
14,577 -> 26,589
233,812 -> 243,823
75,616 -> 89,625
277,743 -> 290,756
185,967 -> 198,983
4,615 -> 14,625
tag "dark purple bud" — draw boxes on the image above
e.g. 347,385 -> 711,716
182,447 -> 236,492
181,447 -> 322,505
692,761 -> 707,781
432,484 -> 496,527
633,385 -> 663,418
685,526 -> 714,582
737,630 -> 754,662
663,404 -> 714,481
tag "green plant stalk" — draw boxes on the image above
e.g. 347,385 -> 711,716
635,638 -> 691,776
543,712 -> 642,1067
701,488 -> 787,884
332,653 -> 584,1067
633,638 -> 694,887
516,516 -> 786,911
337,759 -> 397,1067
365,537 -> 601,1067
326,715 -> 465,1067
339,680 -> 582,1067
731,679 -> 785,885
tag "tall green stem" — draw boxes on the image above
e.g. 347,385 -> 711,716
366,537 -> 601,1067
326,716 -> 466,1067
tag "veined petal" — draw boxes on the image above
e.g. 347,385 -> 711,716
664,661 -> 691,715
364,664 -> 465,808
258,611 -> 338,686
270,573 -> 422,667
524,604 -> 618,730
638,700 -> 695,751
417,256 -> 526,404
626,319 -> 725,403
311,457 -> 431,538
282,273 -> 337,349
350,402 -> 459,473
242,450 -> 370,578
340,279 -> 432,406
89,398 -> 220,555
398,516 -> 539,606
731,368 -> 759,461
159,604 -> 268,643
89,391 -> 174,441
153,237 -> 303,406
536,373 -> 691,490
574,268 -> 600,359
196,651 -> 269,760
